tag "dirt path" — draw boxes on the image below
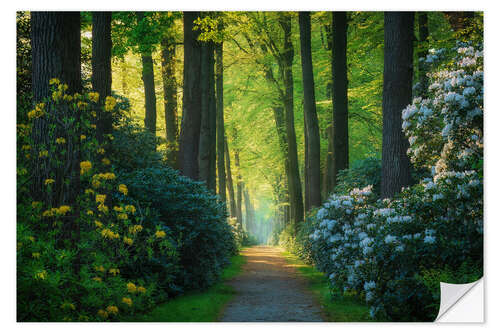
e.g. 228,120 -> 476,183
220,246 -> 323,322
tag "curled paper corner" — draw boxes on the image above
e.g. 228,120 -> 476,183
435,278 -> 483,323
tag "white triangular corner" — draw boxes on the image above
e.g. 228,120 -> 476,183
435,278 -> 484,322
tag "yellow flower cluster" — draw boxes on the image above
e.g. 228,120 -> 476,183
94,220 -> 103,228
77,101 -> 88,110
49,78 -> 60,85
81,134 -> 86,140
123,236 -> 133,246
80,160 -> 92,175
95,265 -> 106,273
88,91 -> 100,103
22,145 -> 31,150
118,184 -> 128,196
92,277 -> 102,282
35,270 -> 48,280
96,194 -> 106,204
97,203 -> 109,214
126,282 -> 137,293
85,189 -> 94,195
39,150 -> 49,158
113,206 -> 123,212
51,83 -> 69,102
32,252 -> 41,259
137,286 -> 146,294
27,102 -> 45,120
42,205 -> 71,217
44,178 -> 55,186
129,225 -> 143,234
55,137 -> 66,144
106,305 -> 119,315
117,213 -> 128,220
97,148 -> 105,154
104,96 -> 117,112
155,230 -> 166,239
101,228 -> 119,240
31,201 -> 41,209
102,157 -> 111,165
125,205 -> 136,214
121,297 -> 133,306
61,302 -> 76,311
86,210 -> 93,216
97,309 -> 108,319
109,268 -> 120,276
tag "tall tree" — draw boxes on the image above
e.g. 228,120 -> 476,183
91,12 -> 112,143
161,33 -> 178,166
30,11 -> 82,273
179,12 -> 203,180
225,137 -> 237,218
299,11 -> 321,210
331,11 -> 349,189
381,12 -> 414,198
31,12 -> 82,203
199,40 -> 217,191
243,187 -> 255,234
216,41 -> 226,202
279,13 -> 304,229
136,12 -> 157,138
234,145 -> 243,229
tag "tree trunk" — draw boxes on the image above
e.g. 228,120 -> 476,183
331,11 -> 349,189
216,42 -> 226,203
179,11 -> 202,180
417,12 -> 429,97
272,106 -> 290,225
243,187 -> 255,234
161,35 -> 178,167
299,11 -> 322,210
91,12 -> 112,143
234,147 -> 243,230
30,11 -> 82,275
381,12 -> 414,199
31,12 -> 82,202
224,137 -> 237,218
322,125 -> 334,198
135,13 -> 157,139
199,40 -> 217,191
279,13 -> 304,230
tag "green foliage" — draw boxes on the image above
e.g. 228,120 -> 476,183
334,157 -> 381,197
127,254 -> 246,322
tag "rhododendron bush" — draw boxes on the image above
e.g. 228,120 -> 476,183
307,44 -> 483,321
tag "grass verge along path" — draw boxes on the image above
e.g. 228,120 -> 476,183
128,253 -> 246,322
281,250 -> 374,322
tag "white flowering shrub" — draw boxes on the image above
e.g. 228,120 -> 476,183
307,44 -> 483,321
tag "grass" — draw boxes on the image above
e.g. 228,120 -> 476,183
126,253 -> 246,322
281,250 -> 375,322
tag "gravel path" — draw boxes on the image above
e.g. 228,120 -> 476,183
220,246 -> 324,322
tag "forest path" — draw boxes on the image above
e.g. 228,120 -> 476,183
220,246 -> 323,322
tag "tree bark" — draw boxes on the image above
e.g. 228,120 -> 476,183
381,12 -> 414,198
322,125 -> 334,198
224,137 -> 237,218
234,146 -> 243,230
179,11 -> 202,180
161,35 -> 178,167
30,11 -> 82,275
272,105 -> 290,225
331,11 -> 349,189
243,186 -> 255,233
199,40 -> 217,191
279,13 -> 304,229
136,12 -> 157,139
299,11 -> 322,210
91,12 -> 112,143
31,12 -> 82,203
216,41 -> 226,203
